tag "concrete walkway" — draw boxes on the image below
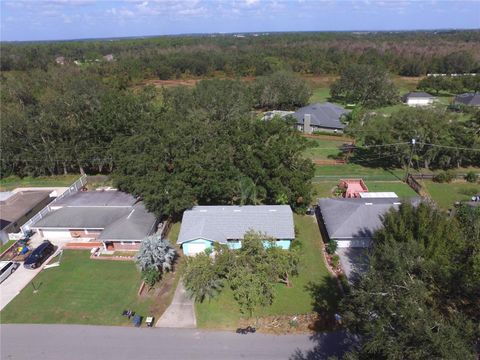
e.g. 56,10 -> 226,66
156,281 -> 196,328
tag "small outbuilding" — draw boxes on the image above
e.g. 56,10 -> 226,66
402,92 -> 435,107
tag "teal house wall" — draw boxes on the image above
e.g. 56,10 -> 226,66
182,238 -> 214,256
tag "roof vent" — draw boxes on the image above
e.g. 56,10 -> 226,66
269,209 -> 277,212
199,209 -> 207,212
365,202 -> 373,206
234,209 -> 241,212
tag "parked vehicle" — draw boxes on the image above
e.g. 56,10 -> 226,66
0,261 -> 20,283
24,240 -> 55,269
236,326 -> 256,334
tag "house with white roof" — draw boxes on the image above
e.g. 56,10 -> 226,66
402,92 -> 436,107
177,205 -> 295,256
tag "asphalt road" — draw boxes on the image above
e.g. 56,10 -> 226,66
0,324 -> 351,360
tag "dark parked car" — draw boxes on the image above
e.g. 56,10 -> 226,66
24,240 -> 55,269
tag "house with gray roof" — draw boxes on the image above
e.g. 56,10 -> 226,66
454,92 -> 480,107
289,102 -> 349,134
317,197 -> 419,248
177,205 -> 295,256
32,190 -> 157,251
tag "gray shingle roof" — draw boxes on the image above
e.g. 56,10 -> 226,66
291,103 -> 349,130
403,91 -> 434,99
318,197 -> 418,240
32,190 -> 157,241
99,204 -> 157,241
177,205 -> 295,244
454,93 -> 480,106
54,191 -> 137,207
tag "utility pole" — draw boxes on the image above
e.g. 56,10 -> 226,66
405,138 -> 416,180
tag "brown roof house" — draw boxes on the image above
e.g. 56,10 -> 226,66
0,190 -> 54,244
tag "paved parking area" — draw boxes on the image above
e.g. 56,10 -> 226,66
0,250 -> 60,311
156,281 -> 196,328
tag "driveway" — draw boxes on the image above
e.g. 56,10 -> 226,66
0,250 -> 60,311
336,248 -> 369,283
156,281 -> 196,328
1,324 -> 352,360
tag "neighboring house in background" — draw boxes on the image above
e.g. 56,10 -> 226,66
289,103 -> 349,134
317,197 -> 419,248
103,54 -> 114,62
31,190 -> 157,251
55,56 -> 65,66
402,92 -> 436,106
0,190 -> 55,244
177,205 -> 295,256
454,92 -> 480,107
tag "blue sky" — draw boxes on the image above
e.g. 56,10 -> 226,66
1,0 -> 479,41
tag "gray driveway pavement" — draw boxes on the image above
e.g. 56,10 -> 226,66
336,248 -> 369,283
0,324 -> 351,360
156,281 -> 196,328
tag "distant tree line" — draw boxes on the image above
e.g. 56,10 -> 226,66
1,31 -> 479,79
346,107 -> 480,169
417,75 -> 480,94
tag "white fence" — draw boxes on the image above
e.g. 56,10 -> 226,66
20,174 -> 88,234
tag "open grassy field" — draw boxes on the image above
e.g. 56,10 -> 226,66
0,250 -> 154,325
311,181 -> 338,200
195,214 -> 341,330
365,181 -> 418,198
422,181 -> 480,209
314,163 -> 405,180
303,137 -> 347,161
0,175 -> 80,191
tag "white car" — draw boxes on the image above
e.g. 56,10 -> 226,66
0,261 -> 20,284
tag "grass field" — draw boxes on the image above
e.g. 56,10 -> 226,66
314,163 -> 405,180
0,175 -> 80,191
0,251 -> 154,325
309,87 -> 332,103
195,214 -> 341,329
311,182 -> 338,200
365,181 -> 418,198
303,138 -> 347,161
422,181 -> 480,209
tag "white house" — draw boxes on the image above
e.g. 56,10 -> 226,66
402,92 -> 436,107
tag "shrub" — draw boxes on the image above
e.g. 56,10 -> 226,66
465,171 -> 478,183
331,254 -> 340,268
433,170 -> 455,183
326,240 -> 338,255
142,268 -> 160,288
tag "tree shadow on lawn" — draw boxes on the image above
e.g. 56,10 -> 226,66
349,147 -> 404,180
287,279 -> 357,359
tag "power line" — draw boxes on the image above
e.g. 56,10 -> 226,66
416,142 -> 480,152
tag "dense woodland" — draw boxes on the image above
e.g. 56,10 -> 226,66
2,31 -> 480,79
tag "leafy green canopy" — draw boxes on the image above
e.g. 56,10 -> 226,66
341,203 -> 479,359
112,79 -> 314,217
330,64 -> 399,108
346,107 -> 479,169
183,231 -> 300,317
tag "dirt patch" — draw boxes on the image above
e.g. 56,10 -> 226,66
239,313 -> 339,335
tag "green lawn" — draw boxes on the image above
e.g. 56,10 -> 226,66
0,250 -> 154,325
314,163 -> 405,180
195,214 -> 341,329
365,181 -> 417,198
312,181 -> 338,200
0,175 -> 80,191
422,181 -> 480,210
0,240 -> 16,254
303,138 -> 347,161
309,87 -> 331,103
